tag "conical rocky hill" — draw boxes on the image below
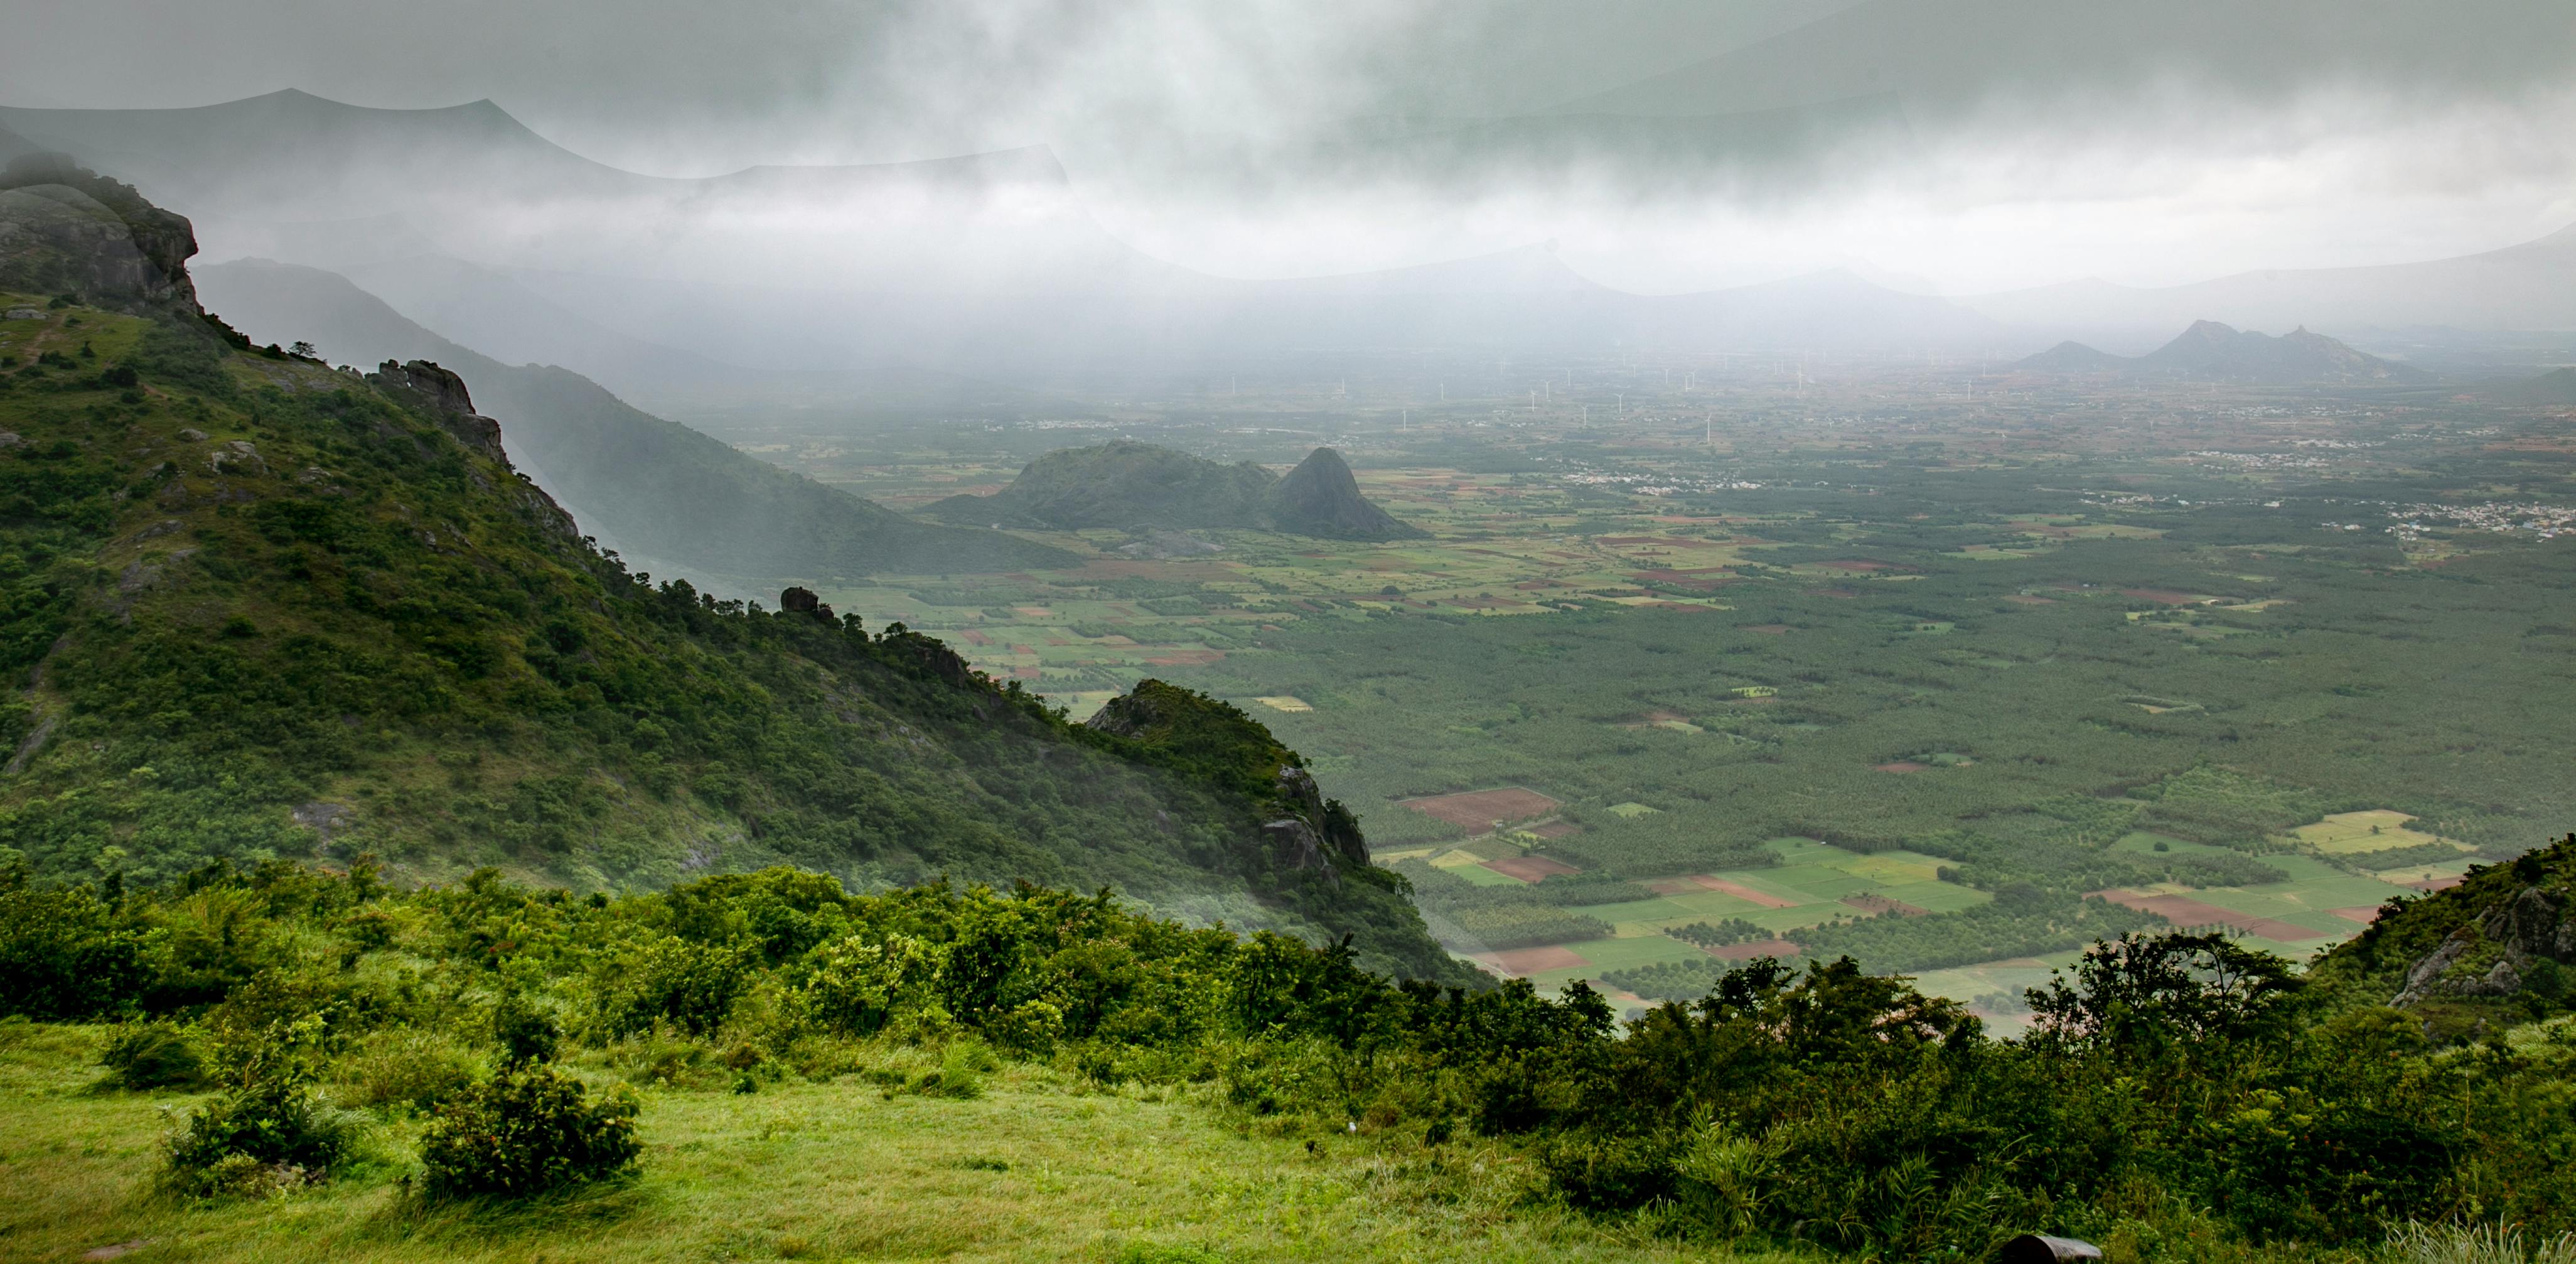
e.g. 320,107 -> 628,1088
1265,448 -> 1427,540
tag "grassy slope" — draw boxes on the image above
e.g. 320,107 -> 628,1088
0,293 -> 1456,981
0,1022 -> 1759,1264
192,259 -> 1076,581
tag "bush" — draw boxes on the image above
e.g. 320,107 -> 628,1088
419,1064 -> 641,1199
799,932 -> 940,1037
602,937 -> 751,1037
0,878 -> 149,1018
339,1030 -> 480,1113
97,1020 -> 205,1089
163,1078 -> 363,1195
163,1013 -> 363,1194
491,990 -> 562,1066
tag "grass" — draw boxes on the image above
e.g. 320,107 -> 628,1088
0,1023 -> 1792,1264
2286,810 -> 2468,857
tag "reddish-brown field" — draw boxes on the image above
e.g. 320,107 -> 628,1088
1658,875 -> 1798,909
2095,890 -> 2323,941
1400,787 -> 1563,830
2330,905 -> 2385,925
1486,855 -> 1581,883
1525,820 -> 1581,840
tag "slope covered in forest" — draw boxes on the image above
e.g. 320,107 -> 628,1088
193,258 -> 1075,583
0,156 -> 1457,982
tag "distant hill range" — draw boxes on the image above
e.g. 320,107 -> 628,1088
2501,367 -> 2576,405
193,258 -> 1074,584
928,441 -> 1426,541
2014,320 -> 2430,384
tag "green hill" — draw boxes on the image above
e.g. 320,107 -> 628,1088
928,439 -> 1422,539
2503,365 -> 2576,405
191,258 -> 1075,583
0,161 -> 1457,983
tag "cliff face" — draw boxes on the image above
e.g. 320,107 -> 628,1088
0,153 -> 200,315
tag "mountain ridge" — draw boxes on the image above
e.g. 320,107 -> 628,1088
2015,319 -> 2430,384
0,159 -> 1463,983
191,257 -> 1078,584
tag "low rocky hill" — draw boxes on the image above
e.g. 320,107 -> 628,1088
928,439 -> 1424,540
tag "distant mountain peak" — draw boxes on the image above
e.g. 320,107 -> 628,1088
2019,320 -> 2429,384
926,440 -> 1422,540
1267,448 -> 1427,541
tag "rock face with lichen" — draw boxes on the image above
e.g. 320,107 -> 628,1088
0,152 -> 200,313
2393,883 -> 2576,1008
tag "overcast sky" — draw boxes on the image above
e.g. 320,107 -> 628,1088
5,0 -> 2573,292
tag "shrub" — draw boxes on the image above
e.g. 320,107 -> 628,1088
163,1078 -> 362,1195
491,990 -> 562,1066
602,937 -> 751,1037
418,1064 -> 641,1199
163,1013 -> 363,1194
97,1020 -> 204,1089
898,1039 -> 996,1100
604,1023 -> 710,1088
0,878 -> 149,1018
800,932 -> 940,1037
339,1030 -> 480,1113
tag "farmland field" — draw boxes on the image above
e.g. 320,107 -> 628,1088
694,352 -> 2576,1010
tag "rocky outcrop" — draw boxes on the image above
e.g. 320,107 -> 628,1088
1264,448 -> 1426,540
879,629 -> 977,691
367,359 -> 510,458
779,586 -> 837,620
2393,883 -> 2576,1008
0,153 -> 200,314
1088,679 -> 1371,879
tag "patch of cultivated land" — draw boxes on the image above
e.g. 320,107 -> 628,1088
745,376 -> 2576,999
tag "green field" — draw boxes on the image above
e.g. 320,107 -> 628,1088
702,353 -> 2576,994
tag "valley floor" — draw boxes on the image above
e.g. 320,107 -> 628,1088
0,1023 -> 1772,1264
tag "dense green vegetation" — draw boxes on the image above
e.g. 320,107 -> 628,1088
0,276 -> 1454,980
6,835 -> 2576,1259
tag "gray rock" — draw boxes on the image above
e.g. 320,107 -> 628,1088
291,801 -> 355,844
207,439 -> 265,475
2394,884 -> 2575,1007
